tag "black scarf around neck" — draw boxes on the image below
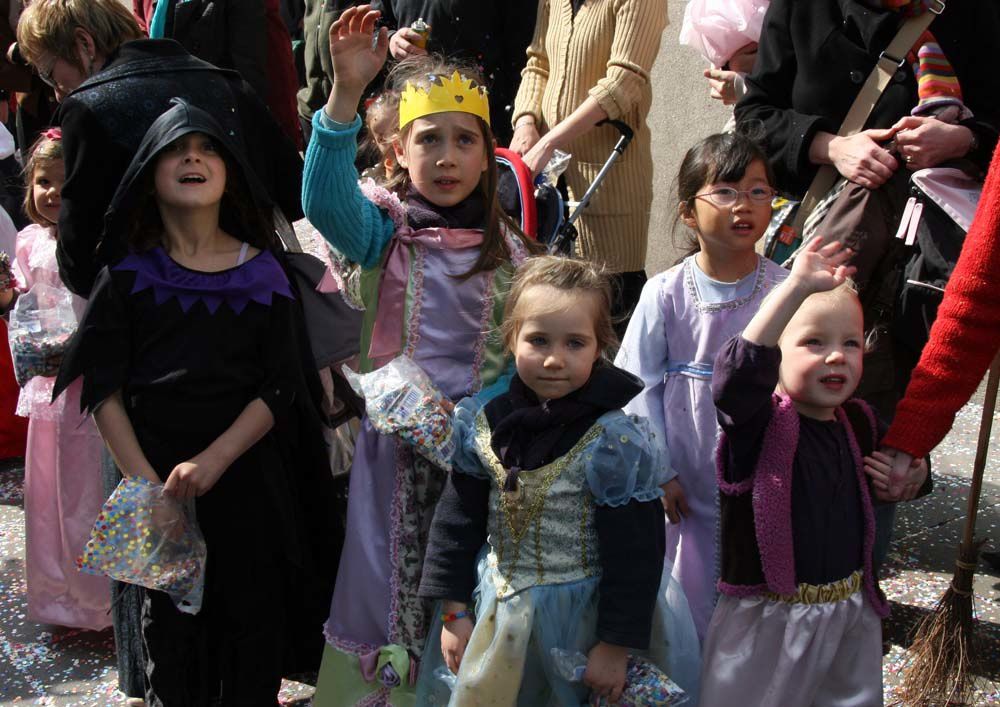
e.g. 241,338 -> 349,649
406,186 -> 488,230
485,363 -> 644,480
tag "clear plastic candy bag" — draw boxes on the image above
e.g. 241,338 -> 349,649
343,355 -> 454,470
541,149 -> 572,187
550,649 -> 690,706
8,282 -> 76,386
78,477 -> 208,615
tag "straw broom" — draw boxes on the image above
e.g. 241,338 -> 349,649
897,351 -> 1000,706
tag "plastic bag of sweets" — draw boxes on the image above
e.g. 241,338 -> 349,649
8,282 -> 76,385
78,476 -> 208,614
343,355 -> 455,470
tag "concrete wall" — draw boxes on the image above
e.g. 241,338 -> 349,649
644,0 -> 733,275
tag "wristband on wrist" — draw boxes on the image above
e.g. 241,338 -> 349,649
441,609 -> 470,623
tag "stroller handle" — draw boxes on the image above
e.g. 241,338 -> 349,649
596,119 -> 634,154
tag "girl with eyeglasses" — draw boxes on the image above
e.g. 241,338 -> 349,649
614,131 -> 788,640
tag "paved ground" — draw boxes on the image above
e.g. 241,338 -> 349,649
2,378 -> 1000,705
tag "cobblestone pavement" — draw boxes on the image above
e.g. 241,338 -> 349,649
2,389 -> 1000,705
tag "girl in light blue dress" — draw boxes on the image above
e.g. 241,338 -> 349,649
417,256 -> 700,706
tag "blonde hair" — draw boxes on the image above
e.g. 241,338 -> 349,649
23,134 -> 63,227
17,0 -> 142,67
501,256 -> 618,357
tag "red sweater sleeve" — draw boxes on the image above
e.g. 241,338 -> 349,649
883,144 -> 1000,457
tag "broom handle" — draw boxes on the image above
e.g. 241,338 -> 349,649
961,351 -> 1000,549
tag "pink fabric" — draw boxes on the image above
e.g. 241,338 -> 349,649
679,0 -> 769,66
717,580 -> 770,598
14,223 -> 110,630
715,435 -> 754,495
368,227 -> 484,363
23,379 -> 110,630
751,394 -> 799,596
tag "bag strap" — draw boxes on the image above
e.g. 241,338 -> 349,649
789,2 -> 945,237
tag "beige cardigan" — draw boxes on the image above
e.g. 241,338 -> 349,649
514,0 -> 668,272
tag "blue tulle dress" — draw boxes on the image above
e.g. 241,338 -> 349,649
416,398 -> 701,706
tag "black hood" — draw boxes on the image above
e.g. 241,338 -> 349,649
103,97 -> 273,245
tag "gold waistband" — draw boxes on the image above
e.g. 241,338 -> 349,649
764,570 -> 863,605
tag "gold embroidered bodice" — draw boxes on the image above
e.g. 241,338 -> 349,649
473,412 -> 603,599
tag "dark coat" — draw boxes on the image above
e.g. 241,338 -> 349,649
163,0 -> 268,109
371,0 -> 538,144
735,0 -> 1000,197
54,39 -> 303,296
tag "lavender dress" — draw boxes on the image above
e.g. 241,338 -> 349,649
615,254 -> 787,639
304,111 -> 523,705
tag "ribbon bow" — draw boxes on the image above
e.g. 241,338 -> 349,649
42,127 -> 62,141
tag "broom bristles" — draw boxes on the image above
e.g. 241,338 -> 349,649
895,543 -> 984,706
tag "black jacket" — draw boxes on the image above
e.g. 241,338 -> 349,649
55,39 -> 303,296
163,0 -> 268,101
371,0 -> 538,145
735,0 -> 1000,196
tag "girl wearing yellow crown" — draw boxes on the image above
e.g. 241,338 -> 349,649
302,6 -> 534,705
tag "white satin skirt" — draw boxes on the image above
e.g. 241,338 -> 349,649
698,591 -> 882,706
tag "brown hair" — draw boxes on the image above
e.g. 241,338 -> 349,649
385,55 -> 538,278
23,133 -> 63,227
501,255 -> 618,357
17,0 -> 142,68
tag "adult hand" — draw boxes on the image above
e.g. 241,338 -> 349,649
163,454 -> 227,499
883,447 -> 928,501
584,641 -> 628,703
660,478 -> 690,525
522,135 -> 556,177
892,116 -> 976,171
440,614 -> 474,674
388,27 -> 429,61
705,68 -> 740,105
827,129 -> 899,189
328,5 -> 389,97
510,122 -> 540,157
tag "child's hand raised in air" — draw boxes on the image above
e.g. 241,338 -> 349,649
324,5 -> 389,123
440,602 -> 473,674
788,238 -> 857,295
584,641 -> 628,703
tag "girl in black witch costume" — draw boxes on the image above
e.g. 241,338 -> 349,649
54,98 -> 339,706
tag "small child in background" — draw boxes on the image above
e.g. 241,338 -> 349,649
0,129 -> 110,630
358,90 -> 400,182
418,256 -> 700,705
615,132 -> 787,639
679,0 -> 769,127
701,239 -> 927,703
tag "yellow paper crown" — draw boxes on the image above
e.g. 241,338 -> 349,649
399,71 -> 490,129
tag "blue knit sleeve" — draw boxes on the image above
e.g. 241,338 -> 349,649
302,112 -> 396,268
585,412 -> 666,507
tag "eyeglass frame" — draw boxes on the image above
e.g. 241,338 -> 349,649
35,55 -> 58,89
692,186 -> 777,207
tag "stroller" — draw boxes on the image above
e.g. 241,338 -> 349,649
497,119 -> 634,254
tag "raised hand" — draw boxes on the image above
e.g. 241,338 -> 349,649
788,238 -> 856,294
325,4 -> 389,121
